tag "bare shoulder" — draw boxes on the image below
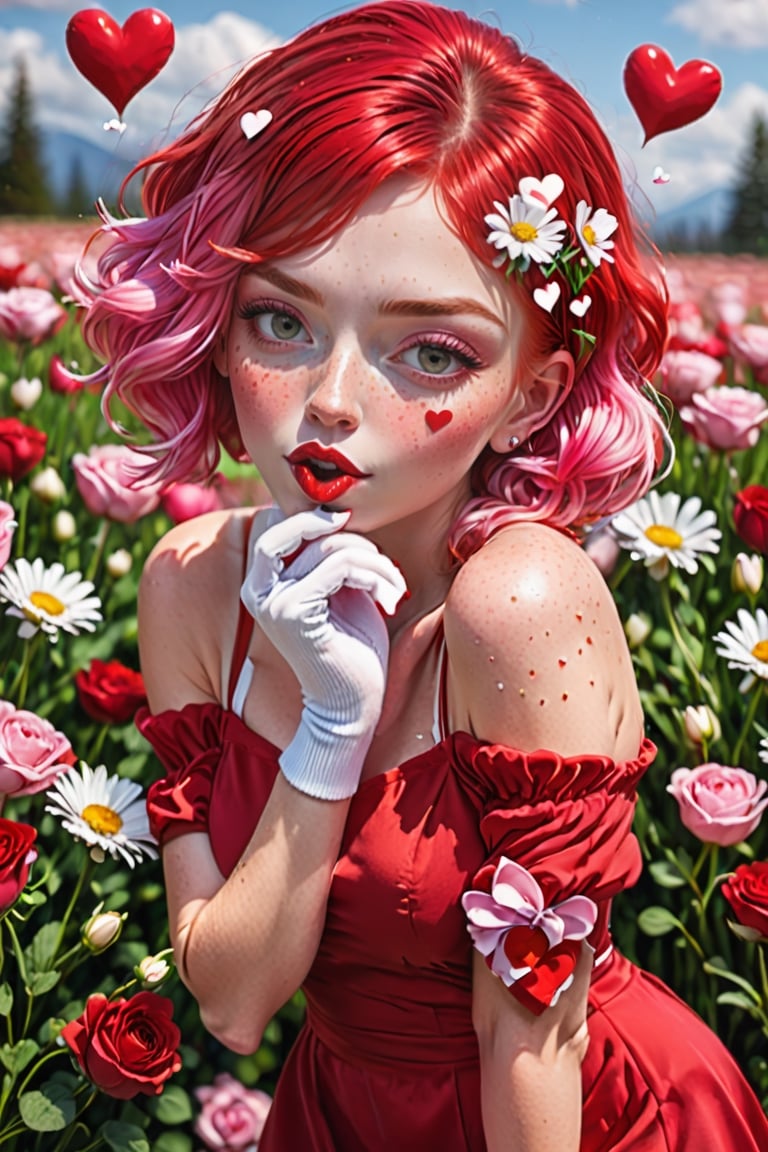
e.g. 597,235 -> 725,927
138,508 -> 257,714
444,522 -> 643,760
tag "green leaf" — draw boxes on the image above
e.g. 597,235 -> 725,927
27,970 -> 60,995
153,1133 -> 193,1152
716,991 -> 762,1015
24,921 -> 61,974
0,1039 -> 39,1074
648,860 -> 687,889
637,906 -> 679,936
100,1119 -> 151,1152
0,983 -> 13,1016
146,1083 -> 193,1124
18,1082 -> 76,1131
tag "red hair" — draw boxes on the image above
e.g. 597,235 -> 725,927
76,0 -> 668,549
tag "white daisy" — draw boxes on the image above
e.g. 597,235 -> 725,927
611,491 -> 721,580
485,195 -> 567,267
575,201 -> 618,267
0,558 -> 102,642
45,762 -> 158,868
713,607 -> 768,693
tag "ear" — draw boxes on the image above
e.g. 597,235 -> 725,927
212,329 -> 228,376
488,350 -> 575,454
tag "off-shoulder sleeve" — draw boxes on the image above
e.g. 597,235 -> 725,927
137,703 -> 228,846
451,732 -> 656,1012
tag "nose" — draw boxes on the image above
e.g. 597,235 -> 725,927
305,345 -> 364,431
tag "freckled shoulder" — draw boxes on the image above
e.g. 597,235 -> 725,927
138,508 -> 255,715
443,522 -> 644,760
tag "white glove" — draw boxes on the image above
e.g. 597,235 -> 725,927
241,508 -> 408,800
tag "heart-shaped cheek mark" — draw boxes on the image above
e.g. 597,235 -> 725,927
240,109 -> 273,140
425,409 -> 453,432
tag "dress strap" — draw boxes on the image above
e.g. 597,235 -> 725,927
227,515 -> 257,714
431,627 -> 449,744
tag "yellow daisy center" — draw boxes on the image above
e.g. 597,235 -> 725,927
26,590 -> 65,618
82,804 -> 123,836
751,640 -> 768,664
644,524 -> 683,550
510,221 -> 538,243
582,224 -> 597,246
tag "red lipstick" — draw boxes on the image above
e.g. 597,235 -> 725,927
286,443 -> 370,504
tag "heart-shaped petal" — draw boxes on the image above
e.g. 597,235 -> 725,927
240,109 -> 274,140
623,44 -> 722,145
569,295 -> 592,318
519,174 -> 564,209
653,166 -> 671,185
533,282 -> 561,313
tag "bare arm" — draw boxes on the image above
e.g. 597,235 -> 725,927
139,511 -> 351,1052
445,522 -> 643,1152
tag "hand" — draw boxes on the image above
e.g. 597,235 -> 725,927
241,507 -> 408,800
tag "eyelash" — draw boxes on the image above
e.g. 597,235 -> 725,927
236,298 -> 309,344
236,300 -> 486,378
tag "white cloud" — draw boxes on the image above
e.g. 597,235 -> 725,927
0,1 -> 72,8
608,80 -> 768,220
668,0 -> 768,48
0,12 -> 279,153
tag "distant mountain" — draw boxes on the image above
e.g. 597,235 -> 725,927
40,130 -> 142,213
651,186 -> 733,244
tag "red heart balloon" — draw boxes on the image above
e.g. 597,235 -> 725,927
66,8 -> 175,118
623,43 -> 722,145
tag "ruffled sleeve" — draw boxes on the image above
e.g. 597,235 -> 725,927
137,703 -> 228,846
451,731 -> 656,1012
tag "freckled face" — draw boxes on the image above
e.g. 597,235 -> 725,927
220,180 -> 525,538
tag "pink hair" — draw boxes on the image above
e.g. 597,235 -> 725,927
75,0 -> 668,560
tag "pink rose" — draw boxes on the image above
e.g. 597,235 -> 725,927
678,385 -> 768,452
583,526 -> 620,577
194,1073 -> 272,1150
668,298 -> 705,345
728,324 -> 768,384
72,445 -> 162,523
709,281 -> 747,329
0,700 -> 77,796
667,763 -> 768,846
0,503 -> 16,570
0,287 -> 67,345
161,479 -> 225,524
660,349 -> 723,406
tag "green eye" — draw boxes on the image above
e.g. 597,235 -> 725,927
417,345 -> 454,374
270,312 -> 303,340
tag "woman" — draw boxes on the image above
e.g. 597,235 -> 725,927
76,3 -> 768,1148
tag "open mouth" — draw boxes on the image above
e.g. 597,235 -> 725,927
286,444 -> 369,504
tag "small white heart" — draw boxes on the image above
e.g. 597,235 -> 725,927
533,282 -> 561,313
240,109 -> 273,140
103,118 -> 127,134
569,294 -> 592,318
519,174 -> 564,209
652,165 -> 671,185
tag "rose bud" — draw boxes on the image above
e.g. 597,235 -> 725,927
733,486 -> 768,555
732,552 -> 763,596
683,704 -> 721,746
30,466 -> 66,504
106,549 -> 133,579
625,613 -> 651,650
135,951 -> 173,989
82,907 -> 126,954
52,510 -> 76,542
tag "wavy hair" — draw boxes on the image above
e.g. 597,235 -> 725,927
75,0 -> 668,559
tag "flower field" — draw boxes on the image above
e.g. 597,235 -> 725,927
0,217 -> 768,1149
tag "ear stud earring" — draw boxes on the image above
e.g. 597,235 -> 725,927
508,435 -> 520,449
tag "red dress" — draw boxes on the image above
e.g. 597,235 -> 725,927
139,611 -> 768,1151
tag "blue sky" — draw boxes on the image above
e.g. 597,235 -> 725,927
1,0 -> 768,211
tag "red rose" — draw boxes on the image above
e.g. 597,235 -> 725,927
0,817 -> 37,911
0,418 -> 46,482
61,991 -> 182,1099
75,660 -> 147,725
722,860 -> 768,940
734,486 -> 768,554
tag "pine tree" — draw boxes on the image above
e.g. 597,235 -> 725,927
0,57 -> 54,216
724,114 -> 768,254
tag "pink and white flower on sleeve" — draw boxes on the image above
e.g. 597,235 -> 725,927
462,856 -> 597,1006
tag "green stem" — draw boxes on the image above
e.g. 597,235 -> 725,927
659,580 -> 718,711
86,724 -> 109,767
52,857 -> 92,964
16,1045 -> 66,1099
85,520 -> 110,584
731,682 -> 765,766
5,635 -> 39,710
